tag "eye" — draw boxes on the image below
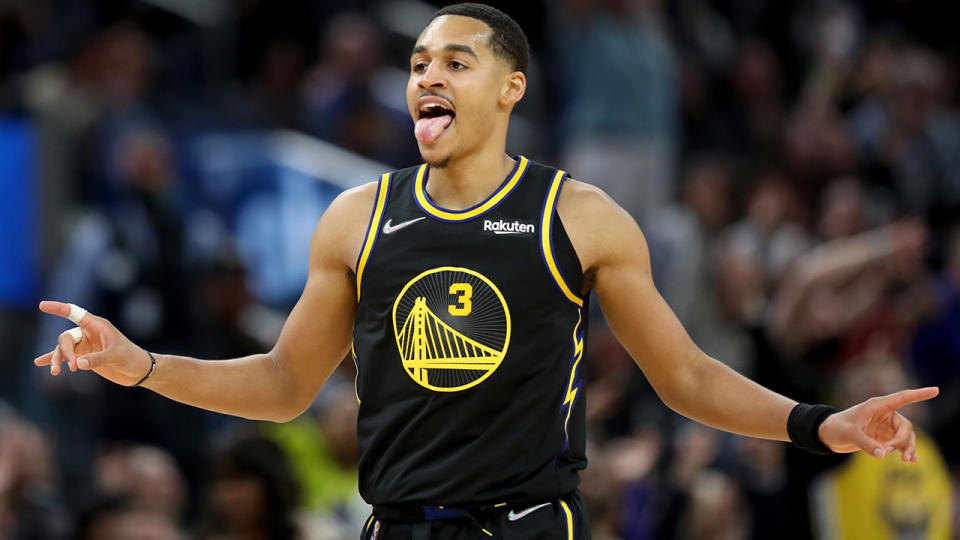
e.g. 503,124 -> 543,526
449,60 -> 466,70
413,61 -> 427,73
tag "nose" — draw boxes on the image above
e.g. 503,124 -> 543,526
418,60 -> 446,90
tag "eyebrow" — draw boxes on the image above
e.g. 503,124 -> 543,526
411,44 -> 479,61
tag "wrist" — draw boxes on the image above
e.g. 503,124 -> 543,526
132,351 -> 157,387
788,403 -> 838,455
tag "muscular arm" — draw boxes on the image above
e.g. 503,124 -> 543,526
557,181 -> 938,460
37,183 -> 378,423
558,180 -> 797,441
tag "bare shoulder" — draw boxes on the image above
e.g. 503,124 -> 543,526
311,181 -> 380,273
555,178 -> 618,219
556,178 -> 647,272
325,181 -> 380,221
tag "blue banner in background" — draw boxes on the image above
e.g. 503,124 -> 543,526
188,130 -> 389,307
0,117 -> 40,309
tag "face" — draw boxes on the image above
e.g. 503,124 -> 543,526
407,15 -> 523,167
210,474 -> 266,530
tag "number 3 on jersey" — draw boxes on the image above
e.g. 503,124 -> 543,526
448,283 -> 473,316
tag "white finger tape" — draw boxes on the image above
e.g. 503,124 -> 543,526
67,303 -> 88,325
67,327 -> 83,344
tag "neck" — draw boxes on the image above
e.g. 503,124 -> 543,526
424,144 -> 516,210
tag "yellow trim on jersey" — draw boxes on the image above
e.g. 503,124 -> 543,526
541,169 -> 584,307
414,156 -> 529,221
362,515 -> 375,538
559,500 -> 574,540
561,311 -> 584,441
356,173 -> 391,300
351,343 -> 361,404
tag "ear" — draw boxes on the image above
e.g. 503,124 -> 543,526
500,71 -> 526,107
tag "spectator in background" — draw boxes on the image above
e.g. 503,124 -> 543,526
811,360 -> 951,540
781,99 -> 858,193
736,437 -> 790,540
717,167 -> 809,349
728,39 -> 785,156
769,218 -> 928,358
33,125 -> 209,505
265,383 -> 368,539
849,43 -> 960,214
646,156 -> 733,323
227,37 -> 308,130
80,22 -> 163,205
197,431 -> 304,540
192,249 -> 278,362
911,226 -> 960,466
587,428 -> 664,540
92,444 -> 187,526
554,0 -> 678,223
645,156 -> 754,375
677,469 -> 749,540
74,494 -> 184,540
816,178 -> 869,242
0,403 -> 70,540
301,13 -> 419,167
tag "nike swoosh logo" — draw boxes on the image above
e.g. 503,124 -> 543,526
507,502 -> 552,521
382,217 -> 426,234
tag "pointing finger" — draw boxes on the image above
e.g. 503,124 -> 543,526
878,387 -> 940,411
39,301 -> 91,326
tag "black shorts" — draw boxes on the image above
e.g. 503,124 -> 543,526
360,490 -> 590,540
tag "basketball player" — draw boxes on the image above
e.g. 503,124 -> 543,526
37,4 -> 938,539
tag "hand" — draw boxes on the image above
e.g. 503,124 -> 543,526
34,301 -> 153,387
817,387 -> 939,462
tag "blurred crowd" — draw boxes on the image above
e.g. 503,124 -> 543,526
0,0 -> 958,539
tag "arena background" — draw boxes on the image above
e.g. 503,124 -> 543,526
0,0 -> 958,538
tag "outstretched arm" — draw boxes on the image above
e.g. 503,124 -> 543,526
35,183 -> 378,423
557,180 -> 938,461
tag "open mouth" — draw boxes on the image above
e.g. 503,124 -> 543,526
415,99 -> 456,144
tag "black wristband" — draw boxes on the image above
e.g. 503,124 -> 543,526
133,351 -> 157,387
787,403 -> 838,455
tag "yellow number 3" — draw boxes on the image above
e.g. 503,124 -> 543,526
448,283 -> 473,316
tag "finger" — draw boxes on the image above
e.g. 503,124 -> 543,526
56,331 -> 79,372
77,351 -> 109,371
851,429 -> 886,459
50,346 -> 62,376
881,414 -> 912,455
67,327 -> 83,344
903,430 -> 918,463
34,351 -> 54,367
878,387 -> 940,411
38,301 -> 92,326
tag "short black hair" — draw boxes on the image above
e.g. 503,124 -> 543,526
432,3 -> 529,75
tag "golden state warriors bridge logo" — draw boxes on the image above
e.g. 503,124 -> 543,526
392,267 -> 511,392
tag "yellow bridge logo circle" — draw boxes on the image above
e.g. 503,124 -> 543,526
392,266 -> 511,392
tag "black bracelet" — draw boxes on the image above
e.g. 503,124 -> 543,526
787,403 -> 838,455
133,351 -> 157,387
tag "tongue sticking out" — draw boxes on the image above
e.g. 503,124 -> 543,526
415,115 -> 453,144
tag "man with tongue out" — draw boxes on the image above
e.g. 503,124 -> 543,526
36,3 -> 939,539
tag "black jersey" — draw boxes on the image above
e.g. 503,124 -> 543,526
352,156 -> 587,506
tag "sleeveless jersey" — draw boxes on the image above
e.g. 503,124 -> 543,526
352,156 -> 588,506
